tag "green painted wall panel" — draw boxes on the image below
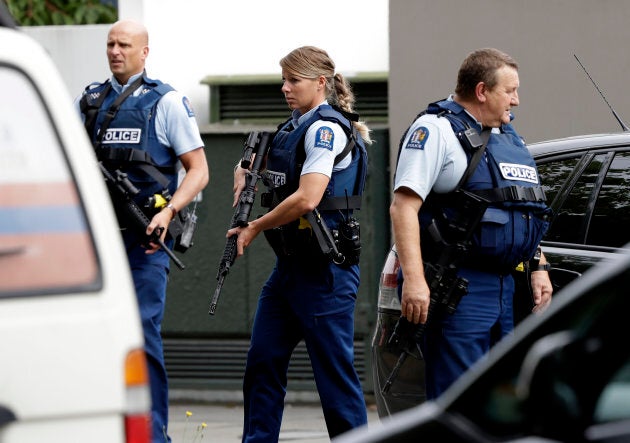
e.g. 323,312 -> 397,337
161,128 -> 391,392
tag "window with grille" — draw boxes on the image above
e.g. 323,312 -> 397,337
202,73 -> 388,125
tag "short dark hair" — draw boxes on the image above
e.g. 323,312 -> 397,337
455,48 -> 518,100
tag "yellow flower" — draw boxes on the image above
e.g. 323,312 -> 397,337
183,410 -> 207,442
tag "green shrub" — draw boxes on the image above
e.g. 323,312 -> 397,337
6,0 -> 117,26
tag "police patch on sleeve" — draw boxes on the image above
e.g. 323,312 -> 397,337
405,127 -> 429,150
182,97 -> 195,117
314,126 -> 334,151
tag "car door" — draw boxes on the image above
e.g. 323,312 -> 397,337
339,249 -> 630,443
536,146 -> 630,287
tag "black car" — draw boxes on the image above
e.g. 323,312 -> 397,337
339,242 -> 630,443
372,132 -> 630,417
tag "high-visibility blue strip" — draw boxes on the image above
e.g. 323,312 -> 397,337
0,206 -> 87,234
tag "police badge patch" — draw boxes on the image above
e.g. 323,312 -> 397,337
314,126 -> 334,151
182,97 -> 195,117
405,127 -> 429,150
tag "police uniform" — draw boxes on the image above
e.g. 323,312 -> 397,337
241,102 -> 368,442
77,72 -> 203,442
395,96 -> 550,399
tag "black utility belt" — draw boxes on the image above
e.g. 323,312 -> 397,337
472,185 -> 547,203
458,257 -> 517,276
263,225 -> 323,260
263,217 -> 361,267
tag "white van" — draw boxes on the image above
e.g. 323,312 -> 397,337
0,12 -> 151,443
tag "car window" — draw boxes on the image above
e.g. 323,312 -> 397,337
539,156 -> 584,243
595,359 -> 630,422
586,152 -> 630,248
540,150 -> 630,247
538,157 -> 580,207
0,65 -> 99,296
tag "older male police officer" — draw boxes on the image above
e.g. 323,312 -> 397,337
75,20 -> 209,442
390,48 -> 553,399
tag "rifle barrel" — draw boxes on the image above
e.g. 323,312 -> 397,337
157,237 -> 185,270
209,235 -> 237,315
381,351 -> 408,394
209,276 -> 225,315
209,131 -> 273,317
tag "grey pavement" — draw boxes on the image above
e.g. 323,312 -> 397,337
167,390 -> 380,443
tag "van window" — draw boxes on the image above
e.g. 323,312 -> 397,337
0,65 -> 99,296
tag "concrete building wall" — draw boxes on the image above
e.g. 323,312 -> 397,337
389,0 -> 630,169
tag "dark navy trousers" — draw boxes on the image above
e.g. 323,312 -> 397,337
126,236 -> 171,443
421,267 -> 515,399
242,258 -> 367,442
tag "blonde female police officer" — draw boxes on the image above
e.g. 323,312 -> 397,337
229,46 -> 370,442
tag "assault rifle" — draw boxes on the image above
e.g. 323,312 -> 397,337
381,190 -> 488,394
99,162 -> 185,270
209,131 -> 273,315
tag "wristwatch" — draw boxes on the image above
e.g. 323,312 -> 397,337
528,245 -> 543,270
165,203 -> 177,217
532,263 -> 551,272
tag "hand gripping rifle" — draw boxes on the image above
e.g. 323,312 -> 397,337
381,190 -> 488,394
209,131 -> 273,315
99,162 -> 185,270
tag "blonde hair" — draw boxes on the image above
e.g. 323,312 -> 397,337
280,46 -> 372,144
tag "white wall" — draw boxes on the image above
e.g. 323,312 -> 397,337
24,0 -> 389,127
23,24 -> 110,96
